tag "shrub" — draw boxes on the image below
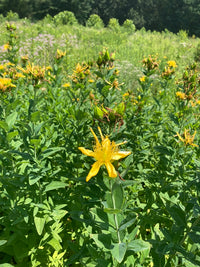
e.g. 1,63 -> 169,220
86,14 -> 104,29
53,11 -> 78,26
6,10 -> 19,21
0,14 -> 5,23
177,29 -> 188,39
108,18 -> 120,32
42,14 -> 53,24
122,19 -> 136,33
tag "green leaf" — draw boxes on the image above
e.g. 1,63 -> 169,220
44,181 -> 67,192
48,238 -> 62,251
31,111 -> 40,122
111,242 -> 127,263
34,216 -> 46,235
29,173 -> 42,185
90,233 -> 111,251
112,181 -> 124,210
127,239 -> 151,252
167,204 -> 186,226
39,147 -> 64,160
0,264 -> 14,267
188,231 -> 200,244
0,240 -> 7,246
5,111 -> 17,130
119,216 -> 137,231
6,130 -> 18,141
0,121 -> 9,131
104,208 -> 121,214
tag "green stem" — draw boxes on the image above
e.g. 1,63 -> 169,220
110,180 -> 121,243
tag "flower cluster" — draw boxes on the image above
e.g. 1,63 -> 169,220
161,60 -> 177,79
69,63 -> 91,83
142,55 -> 160,75
18,62 -> 46,84
0,77 -> 16,91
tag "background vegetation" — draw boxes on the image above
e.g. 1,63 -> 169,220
0,0 -> 200,36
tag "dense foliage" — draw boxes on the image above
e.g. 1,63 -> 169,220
0,0 -> 200,36
0,18 -> 200,266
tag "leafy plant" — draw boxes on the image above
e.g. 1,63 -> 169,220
86,14 -> 104,29
53,11 -> 78,26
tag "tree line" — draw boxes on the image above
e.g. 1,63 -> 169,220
0,0 -> 200,36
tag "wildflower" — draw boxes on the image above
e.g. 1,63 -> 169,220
14,72 -> 25,79
3,43 -> 10,51
123,92 -> 129,99
78,127 -> 131,182
139,76 -> 146,82
142,55 -> 159,71
21,55 -> 29,64
105,78 -> 124,91
176,129 -> 198,147
88,79 -> 95,83
176,91 -> 186,100
75,63 -> 87,74
56,49 -> 66,59
167,60 -> 177,68
62,83 -> 71,88
18,62 -> 46,82
0,78 -> 16,91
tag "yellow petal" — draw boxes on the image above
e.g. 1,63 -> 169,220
98,126 -> 104,141
112,151 -> 131,161
176,132 -> 184,142
90,128 -> 100,145
105,162 -> 117,178
78,147 -> 95,157
86,161 -> 102,182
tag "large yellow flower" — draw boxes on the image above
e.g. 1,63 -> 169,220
176,129 -> 198,147
78,127 -> 131,182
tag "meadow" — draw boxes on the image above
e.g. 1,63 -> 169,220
0,13 -> 200,266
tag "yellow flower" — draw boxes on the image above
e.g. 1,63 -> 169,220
176,91 -> 186,100
139,76 -> 146,82
56,49 -> 66,59
14,72 -> 25,79
123,92 -> 129,99
105,79 -> 124,91
167,60 -> 177,68
78,127 -> 131,182
176,129 -> 198,147
75,63 -> 87,74
62,82 -> 71,88
3,43 -> 10,51
0,78 -> 16,91
18,62 -> 46,81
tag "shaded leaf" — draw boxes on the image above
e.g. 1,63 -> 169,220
34,216 -> 46,235
127,239 -> 151,252
111,242 -> 127,263
44,181 -> 67,192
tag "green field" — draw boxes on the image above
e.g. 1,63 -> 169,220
0,16 -> 200,266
